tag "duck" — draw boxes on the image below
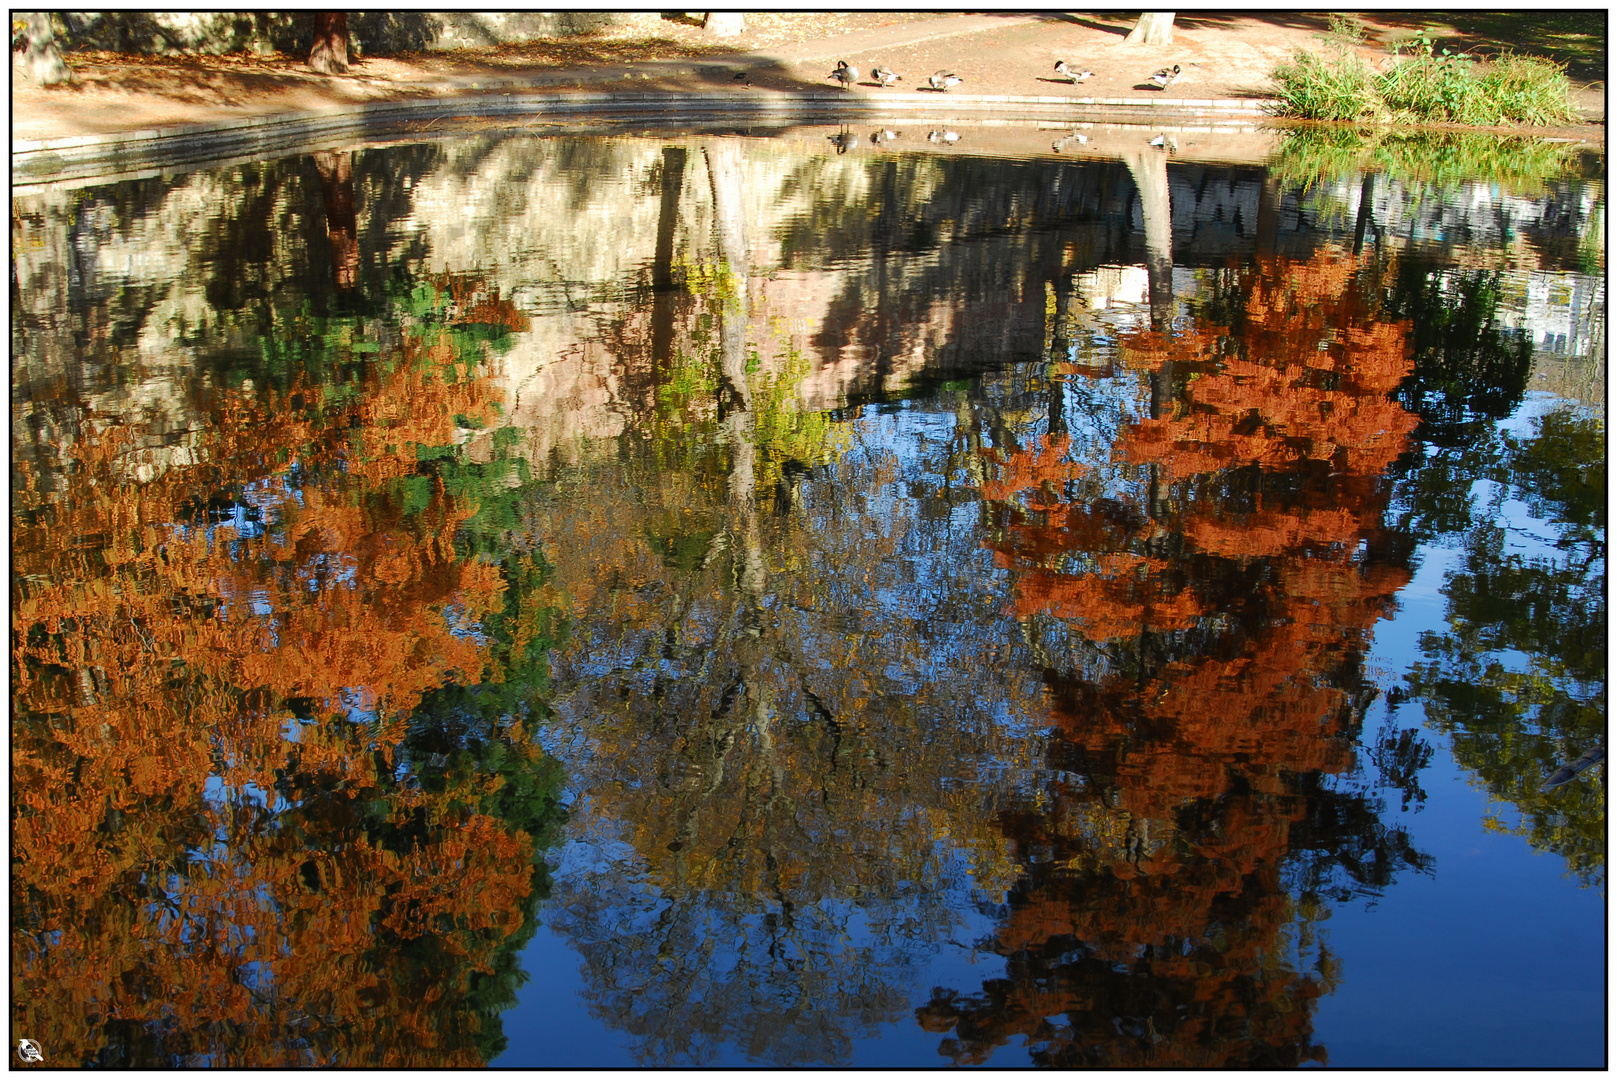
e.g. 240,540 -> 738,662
1052,131 -> 1089,152
1148,133 -> 1178,153
870,128 -> 902,145
927,129 -> 961,144
829,60 -> 859,90
1148,64 -> 1181,90
1054,60 -> 1093,84
872,65 -> 902,86
928,70 -> 962,91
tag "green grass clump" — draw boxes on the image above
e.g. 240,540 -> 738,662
1475,52 -> 1579,125
1272,33 -> 1579,125
1376,39 -> 1491,122
1271,42 -> 1380,122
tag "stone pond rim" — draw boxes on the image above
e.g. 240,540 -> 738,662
12,89 -> 1285,189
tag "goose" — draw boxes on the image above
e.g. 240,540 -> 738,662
870,128 -> 902,145
1052,131 -> 1089,152
1054,60 -> 1093,84
1148,64 -> 1181,90
872,65 -> 902,86
928,70 -> 962,91
828,128 -> 858,154
829,60 -> 858,90
927,129 -> 961,144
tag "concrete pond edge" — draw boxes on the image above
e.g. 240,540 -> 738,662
12,88 -> 1281,189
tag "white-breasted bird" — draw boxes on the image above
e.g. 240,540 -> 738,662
872,65 -> 902,86
1148,133 -> 1178,153
1148,64 -> 1181,89
830,61 -> 859,90
1052,131 -> 1090,152
928,129 -> 961,144
928,70 -> 962,91
870,128 -> 902,145
1054,61 -> 1093,84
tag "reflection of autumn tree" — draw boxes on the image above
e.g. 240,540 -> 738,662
12,279 -> 564,1066
920,250 -> 1431,1065
535,429 -> 1040,1064
1406,406 -> 1605,884
524,152 -> 1045,1062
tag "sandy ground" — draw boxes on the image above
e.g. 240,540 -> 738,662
12,12 -> 1605,144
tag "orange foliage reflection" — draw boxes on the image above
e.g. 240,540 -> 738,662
13,293 -> 549,1067
933,249 -> 1420,1065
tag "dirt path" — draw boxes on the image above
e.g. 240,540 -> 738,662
12,12 -> 1605,144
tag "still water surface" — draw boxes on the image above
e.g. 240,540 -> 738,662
11,128 -> 1605,1067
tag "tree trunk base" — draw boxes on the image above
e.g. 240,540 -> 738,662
703,12 -> 746,37
1123,12 -> 1175,46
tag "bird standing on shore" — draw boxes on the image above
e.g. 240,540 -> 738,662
1148,64 -> 1181,89
872,65 -> 902,86
928,70 -> 962,91
830,60 -> 859,90
1148,133 -> 1178,153
870,128 -> 902,145
928,129 -> 961,144
1054,61 -> 1093,84
1052,131 -> 1089,152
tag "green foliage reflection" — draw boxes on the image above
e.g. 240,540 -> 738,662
1407,406 -> 1605,884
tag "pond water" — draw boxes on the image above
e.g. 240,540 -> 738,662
11,127 -> 1605,1068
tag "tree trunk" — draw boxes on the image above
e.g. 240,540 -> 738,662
1123,12 -> 1175,46
13,12 -> 69,86
1125,150 -> 1174,332
704,142 -> 751,416
1126,148 -> 1175,524
651,146 -> 689,381
309,12 -> 350,74
702,12 -> 746,37
1255,175 -> 1282,257
1352,173 -> 1376,256
314,151 -> 358,291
